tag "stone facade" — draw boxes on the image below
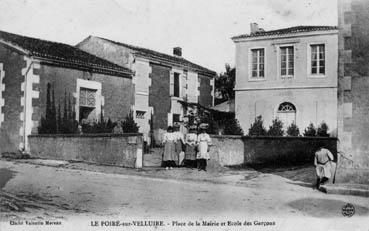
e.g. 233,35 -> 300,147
232,25 -> 338,135
0,31 -> 133,153
337,0 -> 369,184
77,36 -> 215,143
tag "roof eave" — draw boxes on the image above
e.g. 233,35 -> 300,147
232,29 -> 339,43
34,56 -> 133,79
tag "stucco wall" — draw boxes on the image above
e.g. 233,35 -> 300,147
37,65 -> 133,123
235,32 -> 338,90
149,64 -> 171,142
236,87 -> 338,136
29,134 -> 143,168
0,44 -> 26,152
337,0 -> 369,184
208,135 -> 244,167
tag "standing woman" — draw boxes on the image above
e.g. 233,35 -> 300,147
197,123 -> 212,171
162,126 -> 176,170
173,123 -> 185,166
184,126 -> 198,168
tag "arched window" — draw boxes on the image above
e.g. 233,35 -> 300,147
277,102 -> 296,128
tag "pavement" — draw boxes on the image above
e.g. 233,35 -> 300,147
1,158 -> 369,231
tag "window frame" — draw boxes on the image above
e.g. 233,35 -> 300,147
278,45 -> 295,79
308,43 -> 327,78
248,47 -> 266,81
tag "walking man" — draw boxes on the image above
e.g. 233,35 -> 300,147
314,146 -> 334,189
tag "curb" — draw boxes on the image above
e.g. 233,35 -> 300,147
320,184 -> 369,197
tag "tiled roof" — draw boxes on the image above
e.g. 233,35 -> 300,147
232,25 -> 338,40
95,36 -> 216,77
0,30 -> 132,78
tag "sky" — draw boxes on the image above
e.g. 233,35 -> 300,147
0,0 -> 337,73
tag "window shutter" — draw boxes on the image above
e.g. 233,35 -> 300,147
169,72 -> 174,96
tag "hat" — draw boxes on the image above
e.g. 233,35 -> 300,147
189,125 -> 197,131
199,123 -> 209,129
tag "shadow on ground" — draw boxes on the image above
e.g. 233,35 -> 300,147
287,197 -> 369,217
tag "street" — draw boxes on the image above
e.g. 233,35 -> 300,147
1,159 -> 369,231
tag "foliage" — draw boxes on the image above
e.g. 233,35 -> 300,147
121,111 -> 139,133
286,123 -> 300,136
248,115 -> 267,136
215,64 -> 235,105
267,118 -> 284,136
303,123 -> 317,137
39,85 -> 78,134
317,121 -> 330,137
221,117 -> 244,135
81,118 -> 116,134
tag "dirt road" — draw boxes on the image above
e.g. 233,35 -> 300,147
1,160 -> 368,231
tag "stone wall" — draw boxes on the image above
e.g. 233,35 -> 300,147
0,44 -> 26,152
29,134 -> 143,168
337,0 -> 369,184
243,137 -> 337,166
208,136 -> 337,167
209,135 -> 244,167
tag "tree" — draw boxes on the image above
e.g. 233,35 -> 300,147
317,121 -> 329,137
222,117 -> 244,135
121,111 -> 139,133
286,123 -> 300,136
267,118 -> 284,136
303,123 -> 317,137
38,83 -> 57,134
248,115 -> 267,136
215,64 -> 235,105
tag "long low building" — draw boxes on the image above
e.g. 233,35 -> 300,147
0,30 -> 133,152
77,36 -> 216,143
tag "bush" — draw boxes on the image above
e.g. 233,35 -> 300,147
222,117 -> 244,135
286,123 -> 300,136
267,118 -> 284,136
303,123 -> 317,137
121,111 -> 139,133
317,121 -> 329,137
248,115 -> 267,136
82,118 -> 116,134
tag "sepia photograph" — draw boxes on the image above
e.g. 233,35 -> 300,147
0,0 -> 368,230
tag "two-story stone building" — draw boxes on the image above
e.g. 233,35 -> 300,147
0,30 -> 133,153
232,25 -> 338,135
77,36 -> 215,143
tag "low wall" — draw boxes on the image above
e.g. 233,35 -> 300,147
209,135 -> 244,167
28,134 -> 143,168
206,136 -> 337,167
243,137 -> 337,166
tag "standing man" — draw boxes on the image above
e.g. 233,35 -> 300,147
314,146 -> 334,189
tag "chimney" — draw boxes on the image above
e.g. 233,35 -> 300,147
173,47 -> 182,57
250,23 -> 259,34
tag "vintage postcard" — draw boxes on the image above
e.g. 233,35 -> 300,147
0,0 -> 368,230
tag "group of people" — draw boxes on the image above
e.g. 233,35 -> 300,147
162,123 -> 212,171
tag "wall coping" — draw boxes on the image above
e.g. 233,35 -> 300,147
28,133 -> 143,138
210,135 -> 243,139
242,136 -> 338,140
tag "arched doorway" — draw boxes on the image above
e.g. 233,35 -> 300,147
277,102 -> 296,128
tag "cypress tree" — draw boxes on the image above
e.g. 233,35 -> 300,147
50,85 -> 57,133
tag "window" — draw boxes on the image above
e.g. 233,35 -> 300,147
79,88 -> 96,107
136,110 -> 146,119
277,102 -> 296,129
311,44 -> 325,75
251,48 -> 265,78
280,46 -> 294,77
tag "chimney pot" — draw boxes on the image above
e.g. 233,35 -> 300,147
173,47 -> 182,57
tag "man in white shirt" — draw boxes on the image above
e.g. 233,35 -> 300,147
314,147 -> 334,189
